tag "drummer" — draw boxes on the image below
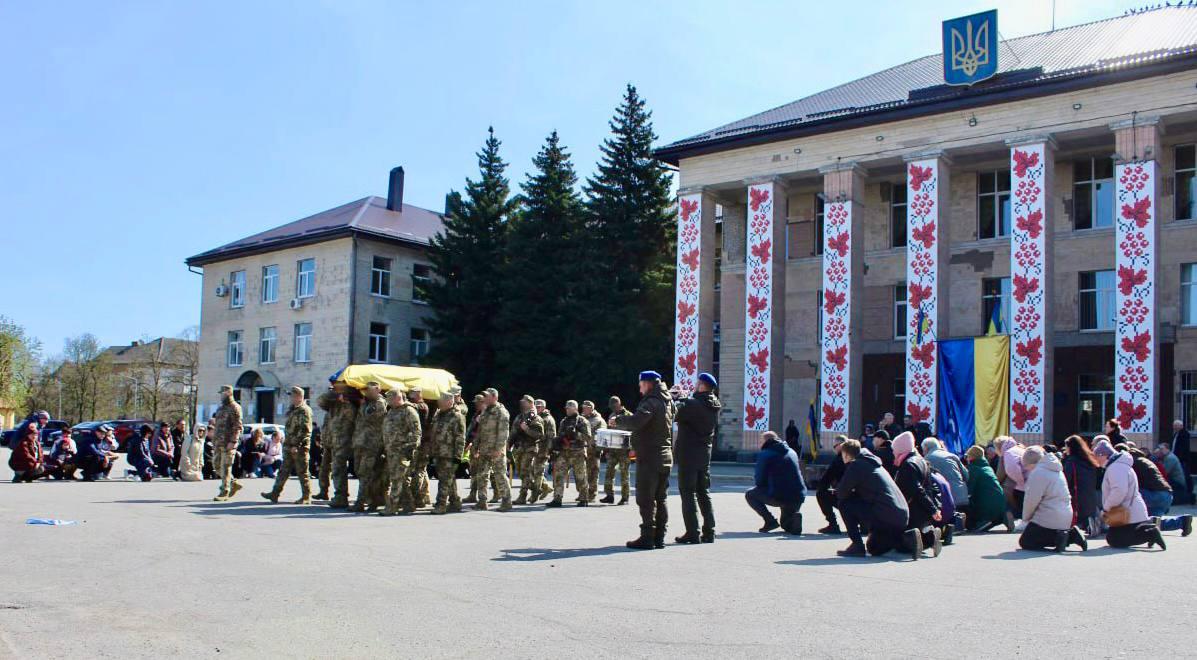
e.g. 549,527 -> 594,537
601,397 -> 633,505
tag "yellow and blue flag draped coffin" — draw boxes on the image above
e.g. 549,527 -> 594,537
329,365 -> 459,401
936,336 -> 1010,454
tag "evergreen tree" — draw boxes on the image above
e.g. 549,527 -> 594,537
424,127 -> 517,392
582,85 -> 676,401
496,130 -> 588,405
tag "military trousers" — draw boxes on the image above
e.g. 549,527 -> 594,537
269,446 -> 312,499
385,448 -> 415,512
353,443 -> 387,508
317,446 -> 331,495
471,453 -> 510,502
434,458 -> 461,508
552,449 -> 589,500
531,450 -> 552,494
328,440 -> 354,504
603,448 -> 631,499
635,464 -> 670,538
216,447 -> 238,497
514,445 -> 538,495
676,459 -> 714,536
584,447 -> 600,501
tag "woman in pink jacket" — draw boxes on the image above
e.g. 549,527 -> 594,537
996,436 -> 1027,516
1094,439 -> 1165,550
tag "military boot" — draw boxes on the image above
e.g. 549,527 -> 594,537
513,490 -> 528,505
229,481 -> 243,498
626,526 -> 656,550
294,495 -> 312,505
600,493 -> 615,504
313,490 -> 329,501
474,499 -> 488,511
498,497 -> 513,512
328,497 -> 349,509
489,493 -> 501,503
448,499 -> 462,513
653,527 -> 667,550
349,501 -> 366,513
213,492 -> 229,502
401,503 -> 416,515
432,503 -> 447,515
618,495 -> 629,505
463,491 -> 477,504
260,491 -> 279,504
538,482 -> 552,501
545,498 -> 563,508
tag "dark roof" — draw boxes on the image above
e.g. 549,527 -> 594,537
186,196 -> 444,266
657,6 -> 1197,163
102,337 -> 195,366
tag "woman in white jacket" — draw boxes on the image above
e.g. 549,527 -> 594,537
1018,447 -> 1087,552
178,424 -> 205,482
1094,439 -> 1165,550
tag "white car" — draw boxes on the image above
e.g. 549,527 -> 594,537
240,423 -> 285,444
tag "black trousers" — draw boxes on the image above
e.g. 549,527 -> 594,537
635,465 -> 670,538
677,460 -> 714,535
816,487 -> 838,526
839,498 -> 911,555
1019,522 -> 1067,550
745,487 -> 802,529
1107,521 -> 1157,548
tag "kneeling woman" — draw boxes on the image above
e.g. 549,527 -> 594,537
1018,446 -> 1087,552
1094,439 -> 1166,550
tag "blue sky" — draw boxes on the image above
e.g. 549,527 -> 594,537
1,0 -> 1130,356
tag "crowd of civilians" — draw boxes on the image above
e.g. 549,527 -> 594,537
6,410 -> 323,484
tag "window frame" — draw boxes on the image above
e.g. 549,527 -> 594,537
981,276 -> 1012,332
890,182 -> 908,248
261,265 -> 279,304
368,322 -> 389,363
893,283 -> 907,340
409,328 -> 430,363
229,270 -> 246,309
976,170 -> 1012,240
1175,144 -> 1196,222
227,330 -> 244,367
1077,373 -> 1115,435
813,195 -> 825,256
370,256 -> 392,298
293,323 -> 313,363
1078,269 -> 1116,331
1073,157 -> 1115,230
259,326 -> 277,365
411,264 -> 432,304
1184,263 -> 1197,327
296,258 -> 316,299
1182,371 -> 1197,431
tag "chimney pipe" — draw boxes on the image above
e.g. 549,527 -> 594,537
387,166 -> 404,212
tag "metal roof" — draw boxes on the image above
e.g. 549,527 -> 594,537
657,5 -> 1197,162
186,196 -> 444,266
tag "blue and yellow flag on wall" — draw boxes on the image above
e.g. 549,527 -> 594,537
936,336 -> 1009,454
986,299 -> 1004,336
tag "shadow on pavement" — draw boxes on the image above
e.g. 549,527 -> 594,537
95,499 -> 195,505
178,502 -> 360,518
494,546 -> 630,561
776,556 -> 897,566
982,546 -> 1137,560
715,530 -> 773,540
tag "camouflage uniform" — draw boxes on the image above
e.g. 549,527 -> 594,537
604,407 -> 633,502
406,398 -> 433,507
212,392 -> 243,501
382,399 -> 422,515
471,401 -> 511,509
264,398 -> 313,502
533,410 -> 557,501
350,394 -> 388,512
510,406 -> 544,504
428,404 -> 467,513
552,412 -> 591,502
317,390 -> 358,507
581,410 -> 606,502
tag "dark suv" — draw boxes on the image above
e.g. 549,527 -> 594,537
2,419 -> 71,448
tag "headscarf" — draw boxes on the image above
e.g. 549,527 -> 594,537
996,436 -> 1019,454
964,445 -> 985,463
893,431 -> 916,466
1092,438 -> 1115,458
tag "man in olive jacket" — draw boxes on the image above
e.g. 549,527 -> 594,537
612,370 -> 675,550
673,372 -> 722,544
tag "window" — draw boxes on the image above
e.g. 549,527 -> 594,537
368,322 -> 389,363
294,323 -> 312,363
412,264 -> 432,304
893,284 -> 907,340
813,195 -> 825,256
1073,157 -> 1115,230
1079,270 -> 1115,331
1182,372 -> 1197,431
977,170 -> 1012,239
230,270 -> 246,308
296,258 -> 316,298
893,377 -> 906,420
712,320 -> 721,379
261,265 -> 279,304
371,256 -> 392,297
1176,145 -> 1197,221
890,182 -> 907,248
1183,263 -> 1197,326
982,277 -> 1012,332
227,331 -> 244,367
1077,374 -> 1115,435
410,328 -> 430,362
259,327 -> 276,364
816,289 -> 823,346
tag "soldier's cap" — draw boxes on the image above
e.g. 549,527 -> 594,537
609,395 -> 621,405
484,387 -> 498,397
219,384 -> 234,394
520,394 -> 535,404
287,385 -> 305,397
565,399 -> 579,409
438,391 -> 454,402
534,398 -> 546,407
365,381 -> 381,389
385,389 -> 405,399
447,385 -> 462,396
473,394 -> 486,402
697,372 -> 718,389
409,385 -> 422,393
638,370 -> 662,382
581,400 -> 594,408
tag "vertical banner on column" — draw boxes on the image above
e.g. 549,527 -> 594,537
905,160 -> 939,430
1009,145 -> 1047,434
819,201 -> 851,434
743,184 -> 774,431
1114,161 -> 1156,434
674,194 -> 702,395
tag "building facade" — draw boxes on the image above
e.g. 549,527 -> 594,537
657,7 -> 1197,451
185,168 -> 443,425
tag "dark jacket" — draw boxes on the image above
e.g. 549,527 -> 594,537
1130,451 -> 1171,492
674,389 -> 721,468
875,444 -> 896,476
1061,454 -> 1099,522
818,453 -> 845,492
613,380 -> 675,469
129,435 -> 153,471
836,449 -> 909,529
895,454 -> 941,530
1173,428 -> 1192,465
753,437 -> 805,501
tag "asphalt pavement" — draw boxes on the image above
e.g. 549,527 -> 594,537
1,455 -> 1193,659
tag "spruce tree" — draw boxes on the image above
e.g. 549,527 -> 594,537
424,127 -> 517,392
496,130 -> 588,405
582,85 -> 676,401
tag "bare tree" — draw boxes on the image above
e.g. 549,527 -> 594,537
61,333 -> 111,423
169,326 -> 200,427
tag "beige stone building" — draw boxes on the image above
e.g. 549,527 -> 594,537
185,167 -> 443,424
656,8 -> 1197,451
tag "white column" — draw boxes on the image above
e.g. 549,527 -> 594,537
742,179 -> 785,432
903,154 -> 950,431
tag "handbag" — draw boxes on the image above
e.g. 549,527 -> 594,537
1102,505 -> 1130,527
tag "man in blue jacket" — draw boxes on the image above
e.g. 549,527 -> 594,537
745,431 -> 806,535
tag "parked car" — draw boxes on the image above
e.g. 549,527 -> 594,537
2,419 -> 70,448
241,423 -> 285,444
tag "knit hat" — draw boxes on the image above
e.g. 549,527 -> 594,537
892,431 -> 916,465
1092,438 -> 1115,458
964,445 -> 985,463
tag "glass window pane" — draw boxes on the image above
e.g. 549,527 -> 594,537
998,193 -> 1012,237
997,170 -> 1011,192
1094,157 -> 1114,180
892,206 -> 907,247
1074,160 -> 1092,183
1074,184 -> 1093,229
1094,180 -> 1114,228
978,195 -> 996,239
1079,291 -> 1096,330
978,172 -> 995,194
1177,171 -> 1196,220
1178,145 -> 1196,171
892,183 -> 907,204
1183,264 -> 1197,325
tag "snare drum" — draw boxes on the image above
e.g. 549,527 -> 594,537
595,428 -> 631,449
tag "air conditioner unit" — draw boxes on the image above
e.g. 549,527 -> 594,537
289,298 -> 303,310
215,284 -> 228,297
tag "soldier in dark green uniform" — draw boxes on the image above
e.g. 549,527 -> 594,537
261,386 -> 313,504
602,395 -> 633,504
611,371 -> 675,549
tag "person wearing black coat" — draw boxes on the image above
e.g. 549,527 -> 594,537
673,373 -> 722,544
1062,435 -> 1100,535
815,436 -> 847,534
1172,420 -> 1193,504
894,447 -> 944,555
834,440 -> 912,558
